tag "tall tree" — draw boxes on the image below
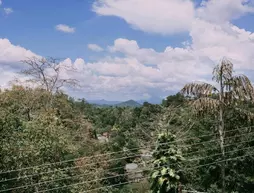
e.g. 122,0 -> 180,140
20,57 -> 78,93
181,58 -> 254,193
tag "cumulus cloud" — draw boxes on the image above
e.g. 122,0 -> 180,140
4,8 -> 13,15
0,39 -> 38,89
190,19 -> 254,70
0,39 -> 38,64
93,0 -> 254,35
88,44 -> 104,52
55,24 -> 75,33
197,0 -> 254,23
2,0 -> 254,101
93,0 -> 195,35
2,21 -> 254,100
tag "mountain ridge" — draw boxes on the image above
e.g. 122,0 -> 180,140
88,99 -> 142,107
87,96 -> 163,106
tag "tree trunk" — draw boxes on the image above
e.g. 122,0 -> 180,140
219,69 -> 225,193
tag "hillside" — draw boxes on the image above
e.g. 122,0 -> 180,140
89,99 -> 142,107
115,100 -> 141,107
87,99 -> 120,106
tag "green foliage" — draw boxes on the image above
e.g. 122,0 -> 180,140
2,59 -> 254,193
150,133 -> 184,193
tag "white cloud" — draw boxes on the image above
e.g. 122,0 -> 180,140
87,44 -> 104,52
0,38 -> 39,89
2,0 -> 254,101
93,0 -> 254,35
197,0 -> 254,23
55,24 -> 75,33
4,8 -> 13,15
0,38 -> 38,64
93,0 -> 195,35
0,0 -> 2,6
190,19 -> 254,70
3,26 -> 254,101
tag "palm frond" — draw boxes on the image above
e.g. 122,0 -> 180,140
230,75 -> 254,101
212,57 -> 233,83
181,82 -> 218,98
191,97 -> 220,115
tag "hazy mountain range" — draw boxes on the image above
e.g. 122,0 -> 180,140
87,96 -> 163,107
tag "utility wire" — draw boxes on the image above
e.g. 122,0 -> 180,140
2,125 -> 253,175
37,152 -> 254,193
1,132 -> 254,185
1,145 -> 253,192
84,177 -> 147,192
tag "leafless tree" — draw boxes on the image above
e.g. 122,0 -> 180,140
20,56 -> 79,93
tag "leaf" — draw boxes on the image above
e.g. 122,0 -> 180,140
169,169 -> 175,177
181,82 -> 218,98
170,155 -> 177,161
161,167 -> 167,176
175,175 -> 180,180
152,171 -> 160,179
192,97 -> 220,114
158,177 -> 166,185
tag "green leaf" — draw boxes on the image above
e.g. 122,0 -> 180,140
158,177 -> 165,185
152,171 -> 159,179
161,167 -> 167,175
169,169 -> 175,177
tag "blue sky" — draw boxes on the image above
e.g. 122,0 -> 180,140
1,0 -> 254,102
0,0 -> 187,60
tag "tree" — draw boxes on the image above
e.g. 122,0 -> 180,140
20,57 -> 78,93
181,58 -> 254,192
162,93 -> 185,108
150,133 -> 184,193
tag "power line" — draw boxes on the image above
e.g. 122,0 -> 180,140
84,177 -> 147,192
37,152 -> 254,193
179,130 -> 254,148
2,125 -> 253,175
0,154 -> 140,184
1,132 -> 254,184
183,139 -> 254,158
0,164 -> 142,190
1,145 -> 253,192
187,146 -> 254,162
36,170 -> 144,193
183,151 -> 254,171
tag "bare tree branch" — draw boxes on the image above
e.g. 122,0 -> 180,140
20,57 -> 79,93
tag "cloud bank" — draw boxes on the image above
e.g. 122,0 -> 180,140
1,0 -> 254,101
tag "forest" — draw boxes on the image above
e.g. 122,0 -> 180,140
1,57 -> 254,193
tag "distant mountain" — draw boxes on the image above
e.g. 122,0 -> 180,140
88,97 -> 162,107
115,100 -> 141,107
88,99 -> 141,107
87,99 -> 121,106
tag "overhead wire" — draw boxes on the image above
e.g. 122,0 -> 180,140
37,152 -> 254,193
1,125 -> 253,176
1,144 -> 253,192
1,131 -> 254,185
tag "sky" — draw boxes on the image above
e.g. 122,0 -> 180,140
1,0 -> 254,102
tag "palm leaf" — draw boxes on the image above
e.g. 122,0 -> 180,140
213,57 -> 233,83
191,97 -> 220,115
181,82 -> 218,98
230,75 -> 254,101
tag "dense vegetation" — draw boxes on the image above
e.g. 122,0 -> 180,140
1,57 -> 254,192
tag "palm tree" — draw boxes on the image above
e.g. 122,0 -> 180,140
181,58 -> 254,193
